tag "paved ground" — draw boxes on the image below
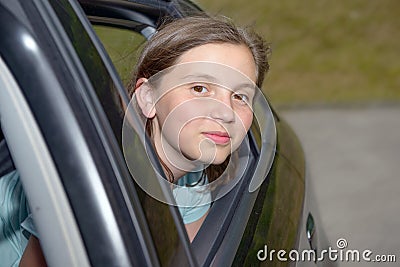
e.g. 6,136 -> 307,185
281,106 -> 400,267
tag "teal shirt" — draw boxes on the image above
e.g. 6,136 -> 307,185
173,171 -> 211,224
0,171 -> 35,267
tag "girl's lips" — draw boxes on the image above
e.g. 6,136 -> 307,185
202,131 -> 231,145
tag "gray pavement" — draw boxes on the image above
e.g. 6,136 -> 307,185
281,106 -> 400,267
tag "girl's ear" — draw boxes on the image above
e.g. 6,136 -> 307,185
135,78 -> 156,118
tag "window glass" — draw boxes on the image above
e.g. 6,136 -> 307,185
94,26 -> 146,86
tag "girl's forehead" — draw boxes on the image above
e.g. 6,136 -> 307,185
176,43 -> 257,83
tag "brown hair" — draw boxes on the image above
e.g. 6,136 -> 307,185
127,16 -> 270,183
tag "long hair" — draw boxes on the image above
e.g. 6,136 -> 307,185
127,16 -> 270,183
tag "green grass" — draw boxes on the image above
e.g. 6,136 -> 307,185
195,0 -> 400,107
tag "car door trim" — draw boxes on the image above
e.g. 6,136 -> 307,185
0,54 -> 91,267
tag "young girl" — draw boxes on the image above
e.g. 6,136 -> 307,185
128,16 -> 270,241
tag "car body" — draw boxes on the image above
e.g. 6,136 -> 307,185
0,0 -> 334,266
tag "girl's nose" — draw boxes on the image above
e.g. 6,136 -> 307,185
208,90 -> 235,123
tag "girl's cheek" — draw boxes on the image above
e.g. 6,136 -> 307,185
240,111 -> 253,131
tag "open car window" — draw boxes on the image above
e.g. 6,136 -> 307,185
89,17 -> 276,267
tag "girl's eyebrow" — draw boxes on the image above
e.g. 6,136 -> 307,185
182,73 -> 219,83
182,73 -> 256,91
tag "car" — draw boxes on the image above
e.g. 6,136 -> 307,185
0,0 -> 334,266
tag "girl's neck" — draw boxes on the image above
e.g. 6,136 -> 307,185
152,128 -> 202,183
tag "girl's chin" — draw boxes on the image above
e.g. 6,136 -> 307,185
210,154 -> 230,165
178,149 -> 230,167
182,155 -> 228,166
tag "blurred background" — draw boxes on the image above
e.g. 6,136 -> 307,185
197,0 -> 399,108
196,0 -> 400,266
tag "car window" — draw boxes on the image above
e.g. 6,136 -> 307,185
91,18 -> 267,261
85,7 -> 276,263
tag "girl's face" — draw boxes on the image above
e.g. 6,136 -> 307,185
144,43 -> 257,173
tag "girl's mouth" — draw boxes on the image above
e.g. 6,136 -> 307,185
202,131 -> 231,145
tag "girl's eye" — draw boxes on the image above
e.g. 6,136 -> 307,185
191,85 -> 209,94
232,93 -> 249,104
